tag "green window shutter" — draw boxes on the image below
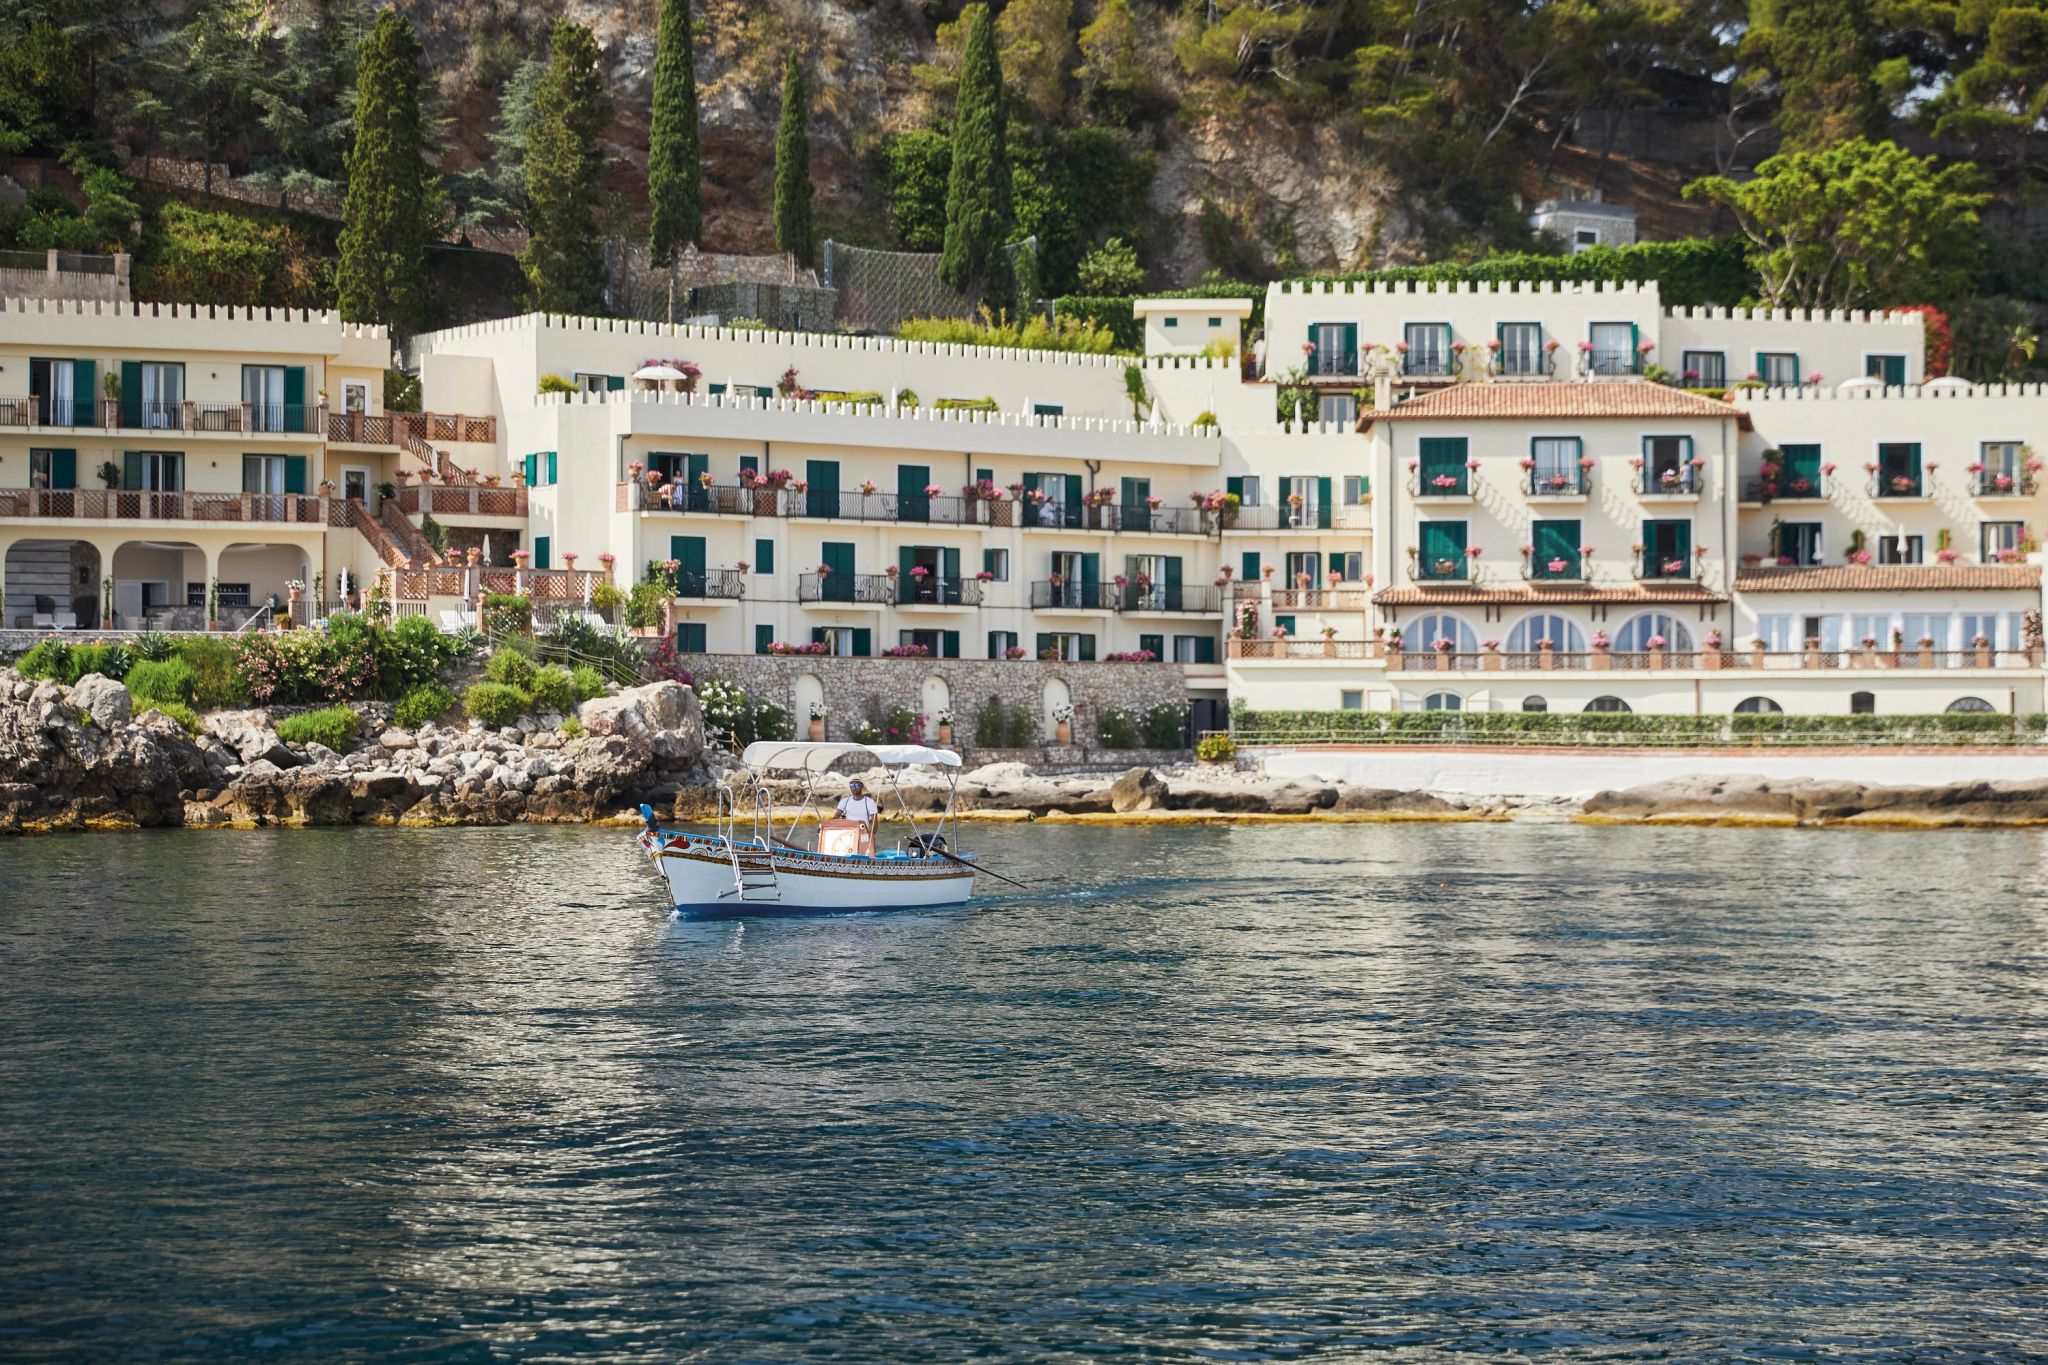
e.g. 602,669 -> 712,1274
942,547 -> 960,581
1080,552 -> 1100,590
1194,635 -> 1217,664
72,361 -> 95,420
671,535 -> 705,575
523,453 -> 537,485
51,449 -> 76,488
1078,634 -> 1095,661
606,374 -> 625,391
739,454 -> 759,476
1241,551 -> 1260,579
284,455 -> 308,494
533,536 -> 550,569
987,631 -> 1003,658
756,625 -> 774,654
982,548 -> 996,574
811,626 -> 827,646
822,542 -> 855,577
1022,472 -> 1040,496
1343,324 -> 1358,368
123,451 -> 142,488
283,365 -> 306,426
547,451 -> 558,485
119,360 -> 141,427
1419,437 -> 1467,477
677,623 -> 707,652
1164,558 -> 1183,609
976,467 -> 993,485
942,630 -> 960,659
709,383 -> 727,395
1672,520 -> 1692,562
755,538 -> 774,573
1306,324 -> 1318,369
1629,323 -> 1639,371
1035,633 -> 1052,657
1420,521 -> 1466,564
1140,633 -> 1163,656
1226,475 -> 1243,501
685,453 -> 708,485
1274,615 -> 1295,635
851,628 -> 872,657
1121,476 -> 1141,506
1781,445 -> 1821,485
899,545 -> 917,580
1064,474 -> 1083,515
1317,477 -> 1333,528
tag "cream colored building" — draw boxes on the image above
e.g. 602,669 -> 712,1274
0,297 -> 497,629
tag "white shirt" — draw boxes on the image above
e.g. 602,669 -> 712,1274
837,795 -> 879,823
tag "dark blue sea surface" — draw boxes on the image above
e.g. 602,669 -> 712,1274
1,823 -> 2044,1360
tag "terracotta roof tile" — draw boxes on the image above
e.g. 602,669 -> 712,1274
1374,582 -> 1727,607
1359,381 -> 1749,427
1734,565 -> 2041,593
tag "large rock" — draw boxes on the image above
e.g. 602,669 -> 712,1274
1331,787 -> 1463,814
71,674 -> 132,730
0,670 -> 206,831
1579,774 -> 2048,827
1110,767 -> 1169,813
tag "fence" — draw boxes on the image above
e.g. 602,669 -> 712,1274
1223,714 -> 2048,748
823,237 -> 1038,333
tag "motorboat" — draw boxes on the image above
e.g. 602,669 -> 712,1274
637,740 -> 977,918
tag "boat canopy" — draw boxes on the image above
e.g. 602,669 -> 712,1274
740,741 -> 963,773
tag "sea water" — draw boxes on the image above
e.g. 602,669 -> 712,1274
1,823 -> 2043,1359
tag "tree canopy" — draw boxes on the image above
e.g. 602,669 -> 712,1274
939,4 -> 1015,306
520,21 -> 609,314
336,10 -> 433,331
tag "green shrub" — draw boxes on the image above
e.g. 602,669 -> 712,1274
393,682 -> 457,729
1195,733 -> 1236,761
462,681 -> 530,727
15,640 -> 72,682
570,664 -> 608,701
696,677 -> 755,749
931,395 -> 1002,411
126,658 -> 198,706
898,311 -> 1121,355
1227,709 -> 2041,747
882,705 -> 919,743
174,636 -> 251,709
77,642 -> 131,682
484,648 -> 537,689
1141,703 -> 1185,749
382,613 -> 459,694
754,699 -> 793,742
1096,706 -> 1140,749
623,582 -> 667,630
559,716 -> 585,739
1273,237 -> 1754,309
130,630 -> 174,662
527,663 -> 578,714
276,705 -> 359,751
975,701 -> 1008,747
1004,703 -> 1036,747
538,373 -> 576,394
150,700 -> 203,736
483,593 -> 532,636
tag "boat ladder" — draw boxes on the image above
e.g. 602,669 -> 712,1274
719,786 -> 781,901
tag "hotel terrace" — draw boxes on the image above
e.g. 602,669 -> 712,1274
3,277 -> 2043,719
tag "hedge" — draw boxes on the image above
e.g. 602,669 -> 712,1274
1229,710 -> 2047,746
275,705 -> 359,752
1273,238 -> 1754,310
1056,281 -> 1268,352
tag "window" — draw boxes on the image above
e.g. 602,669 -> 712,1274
1163,317 -> 1178,329
1408,612 -> 1477,653
820,627 -> 858,657
1947,697 -> 1996,714
899,629 -> 945,655
1403,323 -> 1452,375
1865,354 -> 1907,386
242,454 -> 288,493
128,451 -> 184,491
140,362 -> 183,429
1756,351 -> 1799,386
1529,519 -> 1582,580
1584,696 -> 1632,713
1318,393 -> 1356,425
1207,316 -> 1222,328
1902,613 -> 1948,651
1530,437 -> 1582,491
987,630 -> 1017,658
1522,696 -> 1548,712
1851,691 -> 1876,714
1043,632 -> 1091,662
573,372 -> 613,393
1681,350 -> 1725,388
1982,521 -> 2025,561
1284,551 -> 1321,586
1573,227 -> 1599,251
1331,551 -> 1366,582
1614,613 -> 1694,652
1418,520 -> 1468,579
1776,522 -> 1823,566
1340,690 -> 1365,710
1505,613 -> 1584,654
1238,476 -> 1261,507
983,547 -> 1010,582
1733,696 -> 1783,714
1499,323 -> 1544,375
1342,475 -> 1371,507
1962,613 -> 2003,650
1032,403 -> 1064,417
1776,445 -> 1823,499
1311,322 -> 1359,376
1171,635 -> 1215,664
1877,535 -> 1922,565
1877,443 -> 1923,496
755,625 -> 774,655
1588,322 -> 1636,375
1284,476 -> 1324,527
1641,519 -> 1694,578
1850,613 -> 1888,648
1642,436 -> 1695,492
1801,614 -> 1842,650
28,357 -> 85,426
242,365 -> 286,431
676,623 -> 708,653
1756,614 -> 1798,652
1423,692 -> 1463,711
1979,442 -> 2025,494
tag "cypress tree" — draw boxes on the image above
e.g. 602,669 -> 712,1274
521,21 -> 609,315
939,3 -> 1014,307
772,52 -> 814,268
1751,0 -> 1886,151
647,0 -> 701,318
337,10 -> 432,332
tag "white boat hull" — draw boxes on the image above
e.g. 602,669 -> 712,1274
638,829 -> 976,918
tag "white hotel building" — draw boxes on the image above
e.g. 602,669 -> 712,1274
4,277 -> 2043,718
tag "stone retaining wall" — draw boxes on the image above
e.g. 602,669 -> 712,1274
687,654 -> 1192,750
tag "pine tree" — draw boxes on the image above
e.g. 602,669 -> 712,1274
647,0 -> 700,318
336,10 -> 432,331
939,3 -> 1014,306
521,21 -> 608,315
1749,0 -> 1887,151
772,52 -> 814,268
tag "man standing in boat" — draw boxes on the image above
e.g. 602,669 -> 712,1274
836,779 -> 881,853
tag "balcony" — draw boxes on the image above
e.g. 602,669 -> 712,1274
1636,553 -> 1697,581
657,568 -> 746,601
395,484 -> 527,519
797,572 -> 896,605
1402,353 -> 1455,379
1410,469 -> 1474,500
1307,349 -> 1360,379
896,575 -> 985,608
1870,471 -> 1928,501
0,488 -> 334,525
1584,348 -> 1642,377
1639,466 -> 1703,498
329,412 -> 498,446
1409,554 -> 1471,583
1115,504 -> 1220,535
1972,470 -> 2035,498
1494,352 -> 1560,381
1522,554 -> 1584,583
1525,467 -> 1589,499
629,482 -> 765,517
1117,584 -> 1221,614
1220,504 -> 1357,532
1030,580 -> 1118,611
1742,473 -> 1826,504
0,396 -> 93,428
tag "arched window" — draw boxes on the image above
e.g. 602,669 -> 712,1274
1850,691 -> 1876,715
1946,696 -> 1996,713
1733,696 -> 1783,714
1423,691 -> 1462,711
1585,695 -> 1632,713
1505,613 -> 1586,654
1522,696 -> 1549,712
1406,612 -> 1477,654
1614,613 -> 1695,652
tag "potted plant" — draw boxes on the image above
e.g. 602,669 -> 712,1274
935,709 -> 954,745
1052,704 -> 1074,746
808,701 -> 826,741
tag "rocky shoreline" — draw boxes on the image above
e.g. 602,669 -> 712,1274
8,667 -> 2048,833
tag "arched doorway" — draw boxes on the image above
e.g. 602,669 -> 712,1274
793,671 -> 825,738
1042,677 -> 1072,741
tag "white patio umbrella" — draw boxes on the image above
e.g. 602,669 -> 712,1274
633,364 -> 687,386
482,533 -> 492,566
